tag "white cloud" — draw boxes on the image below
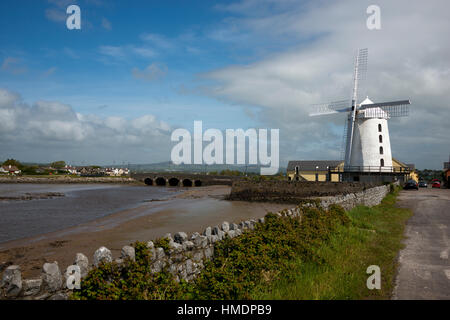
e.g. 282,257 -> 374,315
140,33 -> 174,49
0,89 -> 20,108
132,63 -> 168,81
1,57 -> 27,75
98,45 -> 126,59
63,47 -> 80,59
101,17 -> 112,30
0,88 -> 172,164
47,0 -> 74,9
197,0 -> 450,169
42,67 -> 57,77
98,45 -> 159,63
45,8 -> 66,22
131,47 -> 157,58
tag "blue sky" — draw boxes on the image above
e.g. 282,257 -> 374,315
1,0 -> 449,169
0,0 -> 259,128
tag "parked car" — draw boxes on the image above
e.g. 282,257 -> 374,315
432,181 -> 441,188
404,180 -> 419,190
418,181 -> 428,188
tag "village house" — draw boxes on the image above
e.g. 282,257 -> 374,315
62,165 -> 78,175
0,165 -> 22,175
287,158 -> 417,182
105,167 -> 130,176
76,166 -> 106,177
287,160 -> 343,182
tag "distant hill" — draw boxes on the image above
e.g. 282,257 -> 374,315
6,160 -> 286,175
107,161 -> 286,175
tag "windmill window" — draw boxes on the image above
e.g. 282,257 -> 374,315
379,135 -> 383,143
378,124 -> 382,132
380,146 -> 384,155
380,158 -> 385,166
295,166 -> 299,175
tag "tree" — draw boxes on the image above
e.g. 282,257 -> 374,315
50,161 -> 66,168
2,159 -> 22,169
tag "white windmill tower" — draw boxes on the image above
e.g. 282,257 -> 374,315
310,48 -> 411,182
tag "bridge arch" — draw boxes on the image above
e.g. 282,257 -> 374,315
194,180 -> 202,187
168,177 -> 180,186
155,177 -> 166,186
144,178 -> 153,185
182,179 -> 193,187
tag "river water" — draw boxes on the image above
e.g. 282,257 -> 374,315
0,184 -> 176,244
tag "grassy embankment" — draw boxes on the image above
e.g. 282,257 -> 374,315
72,186 -> 412,300
252,188 -> 411,299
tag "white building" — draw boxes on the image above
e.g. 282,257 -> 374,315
349,97 -> 393,172
105,168 -> 130,176
1,165 -> 21,175
64,165 -> 78,174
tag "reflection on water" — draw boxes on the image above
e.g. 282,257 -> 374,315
0,184 -> 176,243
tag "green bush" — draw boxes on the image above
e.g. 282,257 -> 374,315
153,237 -> 171,254
71,242 -> 188,300
72,204 -> 351,300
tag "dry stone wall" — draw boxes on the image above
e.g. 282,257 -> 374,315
0,183 -> 392,300
317,184 -> 391,211
228,180 -> 383,203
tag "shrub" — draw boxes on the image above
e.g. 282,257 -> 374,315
71,241 -> 188,300
72,204 -> 351,300
153,237 -> 171,254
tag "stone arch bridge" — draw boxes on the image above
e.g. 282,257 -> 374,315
131,173 -> 235,187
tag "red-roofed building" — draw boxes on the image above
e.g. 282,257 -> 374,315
1,165 -> 21,175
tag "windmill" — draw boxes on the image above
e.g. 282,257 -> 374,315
310,48 -> 411,181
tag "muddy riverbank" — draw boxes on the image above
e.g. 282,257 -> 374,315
0,192 -> 65,201
0,176 -> 139,184
0,185 -> 288,278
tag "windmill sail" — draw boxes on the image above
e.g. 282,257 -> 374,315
307,48 -> 411,178
309,100 -> 351,116
353,48 -> 368,103
340,117 -> 349,161
359,99 -> 410,117
345,48 -> 368,166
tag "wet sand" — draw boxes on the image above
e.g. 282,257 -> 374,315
0,185 -> 289,278
0,183 -> 176,243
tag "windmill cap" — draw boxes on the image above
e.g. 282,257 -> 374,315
360,96 -> 374,105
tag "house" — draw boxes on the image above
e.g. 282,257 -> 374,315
63,165 -> 78,174
104,167 -> 130,176
392,159 -> 418,182
287,158 -> 415,182
1,165 -> 21,175
287,160 -> 343,182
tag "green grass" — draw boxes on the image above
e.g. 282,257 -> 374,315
251,189 -> 412,300
72,188 -> 412,300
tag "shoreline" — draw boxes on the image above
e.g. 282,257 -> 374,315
0,185 -> 288,278
0,176 -> 140,184
0,192 -> 65,201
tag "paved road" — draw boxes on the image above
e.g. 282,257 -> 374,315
393,188 -> 450,299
